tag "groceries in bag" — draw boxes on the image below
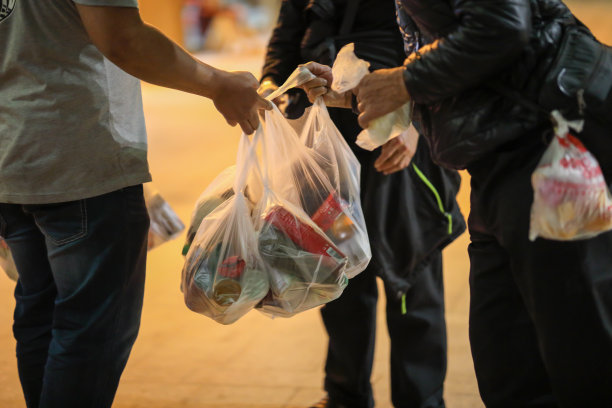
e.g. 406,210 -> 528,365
144,184 -> 186,250
182,133 -> 269,324
529,111 -> 612,241
255,196 -> 348,317
300,98 -> 371,276
331,43 -> 413,151
0,238 -> 18,282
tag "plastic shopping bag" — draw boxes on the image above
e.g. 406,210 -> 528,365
331,43 -> 413,151
0,238 -> 18,282
254,108 -> 349,317
529,111 -> 612,241
144,184 -> 186,251
182,133 -> 269,324
300,98 -> 371,277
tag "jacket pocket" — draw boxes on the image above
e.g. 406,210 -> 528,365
24,200 -> 87,246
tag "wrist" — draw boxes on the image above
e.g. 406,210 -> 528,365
400,66 -> 411,102
205,68 -> 226,100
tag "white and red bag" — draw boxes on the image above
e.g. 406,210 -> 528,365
529,111 -> 612,241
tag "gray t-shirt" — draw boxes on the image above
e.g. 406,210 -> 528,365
0,0 -> 152,204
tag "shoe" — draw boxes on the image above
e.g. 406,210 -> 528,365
308,395 -> 350,408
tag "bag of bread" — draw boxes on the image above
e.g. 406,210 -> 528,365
529,111 -> 612,241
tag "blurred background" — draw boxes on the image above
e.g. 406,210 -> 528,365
0,1 -> 611,408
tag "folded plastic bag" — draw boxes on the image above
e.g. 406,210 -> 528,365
300,98 -> 371,277
143,184 -> 185,251
331,43 -> 413,151
254,112 -> 349,317
182,133 -> 269,324
529,111 -> 612,241
0,238 -> 18,282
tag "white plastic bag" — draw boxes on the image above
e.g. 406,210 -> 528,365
300,98 -> 371,277
254,107 -> 349,317
331,43 -> 413,151
0,238 -> 18,282
182,133 -> 269,324
143,184 -> 185,251
529,111 -> 612,241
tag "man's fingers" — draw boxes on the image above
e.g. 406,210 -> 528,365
302,62 -> 333,84
358,111 -> 374,129
308,86 -> 328,99
239,120 -> 255,135
375,140 -> 400,168
248,111 -> 260,131
303,77 -> 328,91
256,96 -> 273,111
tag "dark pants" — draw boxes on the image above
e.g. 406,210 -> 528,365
322,251 -> 447,408
0,185 -> 149,408
467,130 -> 612,408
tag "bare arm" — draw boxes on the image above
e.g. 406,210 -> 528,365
75,4 -> 270,134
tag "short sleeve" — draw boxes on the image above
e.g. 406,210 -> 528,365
72,0 -> 139,7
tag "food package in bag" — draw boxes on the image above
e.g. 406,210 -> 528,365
529,111 -> 612,241
144,184 -> 186,251
182,133 -> 269,325
0,238 -> 18,282
255,189 -> 348,318
254,111 -> 349,317
331,43 -> 413,151
182,166 -> 263,255
300,98 -> 371,277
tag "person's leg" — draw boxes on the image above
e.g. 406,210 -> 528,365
468,216 -> 556,408
385,251 -> 446,408
17,185 -> 149,408
0,204 -> 57,408
321,265 -> 378,408
470,131 -> 612,407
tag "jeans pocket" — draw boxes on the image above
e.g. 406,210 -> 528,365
24,200 -> 87,246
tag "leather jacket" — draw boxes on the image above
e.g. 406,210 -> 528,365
396,0 -> 577,170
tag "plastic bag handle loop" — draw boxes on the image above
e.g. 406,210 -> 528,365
233,128 -> 262,194
265,66 -> 317,101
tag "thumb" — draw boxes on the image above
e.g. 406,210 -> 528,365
256,96 -> 273,111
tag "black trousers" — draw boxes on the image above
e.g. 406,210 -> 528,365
467,125 -> 612,408
322,251 -> 447,408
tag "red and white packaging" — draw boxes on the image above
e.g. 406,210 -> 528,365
529,111 -> 612,241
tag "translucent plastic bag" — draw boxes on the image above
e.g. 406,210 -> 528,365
182,165 -> 264,256
331,43 -> 413,151
529,111 -> 612,241
254,108 -> 349,317
300,98 -> 371,277
182,133 -> 269,324
143,184 -> 185,251
0,238 -> 18,282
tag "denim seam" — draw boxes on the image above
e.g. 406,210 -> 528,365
33,200 -> 88,246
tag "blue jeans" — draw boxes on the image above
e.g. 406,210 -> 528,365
0,185 -> 149,408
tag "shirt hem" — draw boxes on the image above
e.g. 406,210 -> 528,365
0,173 -> 152,204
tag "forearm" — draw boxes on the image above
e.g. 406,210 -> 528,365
106,22 -> 222,99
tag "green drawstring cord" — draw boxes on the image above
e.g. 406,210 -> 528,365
411,164 -> 453,235
401,294 -> 407,315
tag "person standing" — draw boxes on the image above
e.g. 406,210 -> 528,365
303,0 -> 612,406
0,1 -> 269,407
260,1 -> 465,407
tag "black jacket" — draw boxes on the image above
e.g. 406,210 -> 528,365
262,0 -> 465,299
396,0 -> 577,170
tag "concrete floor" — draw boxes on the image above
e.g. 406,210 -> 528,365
0,2 -> 610,407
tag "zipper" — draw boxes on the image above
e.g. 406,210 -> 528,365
411,163 -> 453,235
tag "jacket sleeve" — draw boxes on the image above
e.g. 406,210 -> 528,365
402,0 -> 532,105
261,0 -> 306,85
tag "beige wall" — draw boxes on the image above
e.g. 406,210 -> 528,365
139,0 -> 184,46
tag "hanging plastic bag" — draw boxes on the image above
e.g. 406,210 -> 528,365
182,166 -> 263,255
254,107 -> 349,317
331,43 -> 413,151
144,184 -> 186,251
0,238 -> 18,282
182,132 -> 269,325
529,110 -> 612,241
300,97 -> 371,277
